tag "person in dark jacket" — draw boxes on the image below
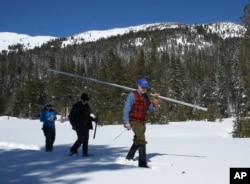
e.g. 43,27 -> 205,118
68,93 -> 94,157
123,77 -> 159,168
40,102 -> 57,152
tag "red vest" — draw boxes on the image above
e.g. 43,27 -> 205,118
129,91 -> 150,123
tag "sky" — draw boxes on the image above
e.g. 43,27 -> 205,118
0,0 -> 248,37
0,116 -> 250,184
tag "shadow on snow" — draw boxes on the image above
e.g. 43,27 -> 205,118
0,144 -> 131,184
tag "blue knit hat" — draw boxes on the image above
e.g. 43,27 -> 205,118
137,77 -> 149,88
45,102 -> 52,107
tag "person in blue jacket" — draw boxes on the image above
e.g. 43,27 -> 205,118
40,102 -> 57,152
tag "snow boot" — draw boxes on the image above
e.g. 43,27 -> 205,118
82,143 -> 88,156
138,144 -> 149,168
68,150 -> 78,156
126,143 -> 138,160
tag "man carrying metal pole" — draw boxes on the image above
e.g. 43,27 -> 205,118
123,77 -> 159,168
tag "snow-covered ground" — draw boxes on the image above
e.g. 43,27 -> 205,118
0,116 -> 249,184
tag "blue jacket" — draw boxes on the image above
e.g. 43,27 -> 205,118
40,108 -> 57,127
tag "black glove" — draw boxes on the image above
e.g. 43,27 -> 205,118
90,116 -> 96,122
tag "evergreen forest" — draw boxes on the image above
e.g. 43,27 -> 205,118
0,3 -> 250,137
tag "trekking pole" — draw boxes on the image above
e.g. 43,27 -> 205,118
109,129 -> 128,144
90,128 -> 128,156
93,112 -> 99,139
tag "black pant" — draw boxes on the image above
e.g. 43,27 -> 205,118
42,126 -> 56,152
126,143 -> 147,167
70,127 -> 89,155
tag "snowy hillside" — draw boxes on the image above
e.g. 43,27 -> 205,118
0,22 -> 246,52
0,32 -> 57,52
203,22 -> 246,39
63,22 -> 246,46
0,116 -> 250,184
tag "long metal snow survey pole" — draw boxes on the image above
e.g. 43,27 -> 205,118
47,68 -> 207,111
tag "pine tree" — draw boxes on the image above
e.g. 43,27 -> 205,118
239,2 -> 250,115
233,2 -> 250,137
